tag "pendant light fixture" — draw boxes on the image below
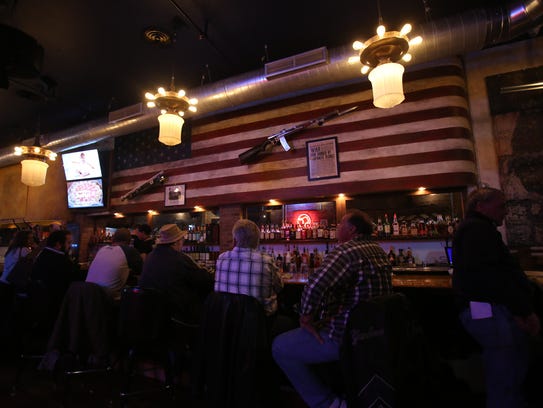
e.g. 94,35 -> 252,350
14,134 -> 57,187
145,75 -> 198,146
349,1 -> 423,108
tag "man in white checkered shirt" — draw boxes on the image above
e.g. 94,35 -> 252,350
214,219 -> 283,315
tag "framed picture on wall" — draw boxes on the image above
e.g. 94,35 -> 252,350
164,184 -> 186,206
306,137 -> 340,181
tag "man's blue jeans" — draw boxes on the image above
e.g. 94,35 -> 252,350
272,327 -> 340,408
459,304 -> 529,408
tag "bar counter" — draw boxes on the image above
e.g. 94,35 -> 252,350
280,266 -> 453,289
280,268 -> 543,288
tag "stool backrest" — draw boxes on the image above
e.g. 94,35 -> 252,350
118,286 -> 168,345
341,293 -> 429,407
197,291 -> 268,408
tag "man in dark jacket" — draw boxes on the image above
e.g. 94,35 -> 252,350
453,187 -> 540,408
139,224 -> 213,324
31,230 -> 76,330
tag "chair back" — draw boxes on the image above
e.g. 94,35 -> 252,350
341,293 -> 431,407
39,281 -> 114,371
197,291 -> 268,408
118,286 -> 168,345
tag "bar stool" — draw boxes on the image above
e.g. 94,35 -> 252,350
9,280 -> 53,396
196,291 -> 270,408
340,293 -> 428,407
117,286 -> 179,406
39,281 -> 117,406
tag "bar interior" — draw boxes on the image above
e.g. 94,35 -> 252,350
0,0 -> 542,406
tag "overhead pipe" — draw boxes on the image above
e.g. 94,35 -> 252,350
0,0 -> 541,168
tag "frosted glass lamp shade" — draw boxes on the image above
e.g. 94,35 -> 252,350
158,113 -> 184,146
368,62 -> 405,108
21,159 -> 49,186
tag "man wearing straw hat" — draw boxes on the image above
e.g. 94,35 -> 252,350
140,224 -> 213,324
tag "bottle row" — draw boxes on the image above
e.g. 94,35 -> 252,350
387,246 -> 417,267
374,213 -> 457,239
184,223 -> 220,244
260,245 -> 331,275
260,222 -> 336,241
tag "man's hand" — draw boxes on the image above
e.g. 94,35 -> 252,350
299,314 -> 323,344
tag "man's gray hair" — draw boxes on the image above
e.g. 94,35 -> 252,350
232,219 -> 260,248
465,187 -> 504,214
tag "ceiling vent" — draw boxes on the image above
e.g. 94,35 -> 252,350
108,102 -> 144,123
265,46 -> 328,79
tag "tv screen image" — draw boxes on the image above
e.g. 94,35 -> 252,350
67,179 -> 104,208
61,149 -> 102,181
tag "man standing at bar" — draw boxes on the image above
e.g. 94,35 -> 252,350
133,224 -> 154,262
272,209 -> 392,408
453,187 -> 540,408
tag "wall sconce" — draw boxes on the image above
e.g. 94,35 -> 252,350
145,76 -> 198,146
350,23 -> 422,108
14,142 -> 57,187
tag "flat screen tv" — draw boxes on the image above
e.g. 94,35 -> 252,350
66,178 -> 104,209
61,149 -> 102,181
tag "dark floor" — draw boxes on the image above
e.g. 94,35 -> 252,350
0,356 -> 308,408
0,355 -> 488,408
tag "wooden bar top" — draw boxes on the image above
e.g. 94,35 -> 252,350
281,271 -> 543,289
280,272 -> 453,289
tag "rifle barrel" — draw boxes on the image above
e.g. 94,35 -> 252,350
239,141 -> 271,165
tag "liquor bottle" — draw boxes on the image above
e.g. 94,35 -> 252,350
323,225 -> 329,239
406,247 -> 414,266
400,220 -> 408,236
317,224 -> 324,239
329,224 -> 336,240
276,253 -> 283,271
410,221 -> 418,236
383,214 -> 391,237
418,219 -> 427,236
397,248 -> 405,265
387,246 -> 396,265
306,225 -> 313,239
377,217 -> 384,237
301,248 -> 309,265
313,248 -> 322,268
392,213 -> 400,236
289,223 -> 296,241
301,225 -> 307,240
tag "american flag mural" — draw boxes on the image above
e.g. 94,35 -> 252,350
110,58 -> 476,212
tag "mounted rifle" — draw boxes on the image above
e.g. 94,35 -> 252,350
238,106 -> 358,165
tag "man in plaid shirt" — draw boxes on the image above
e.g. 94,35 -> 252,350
272,209 -> 392,408
214,219 -> 283,316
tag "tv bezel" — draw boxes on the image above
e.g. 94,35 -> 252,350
66,178 -> 105,209
61,148 -> 103,181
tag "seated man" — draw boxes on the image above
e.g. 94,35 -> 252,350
86,228 -> 142,301
31,230 -> 77,330
139,224 -> 213,324
272,210 -> 393,408
214,219 -> 283,317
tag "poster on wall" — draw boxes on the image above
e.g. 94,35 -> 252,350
306,137 -> 340,181
164,184 -> 186,207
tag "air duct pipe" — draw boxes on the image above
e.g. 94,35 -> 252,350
0,0 -> 541,168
